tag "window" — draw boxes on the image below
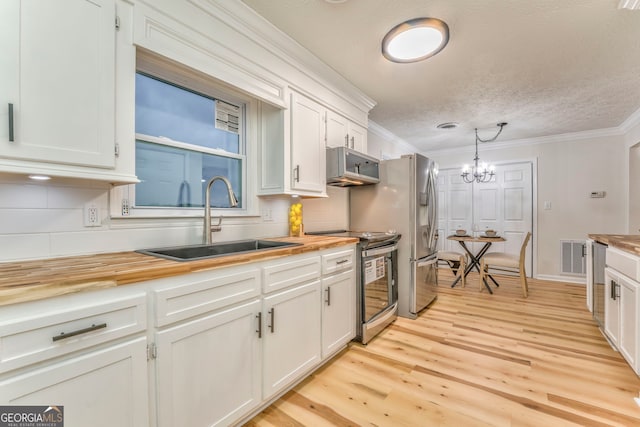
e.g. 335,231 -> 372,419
133,72 -> 245,210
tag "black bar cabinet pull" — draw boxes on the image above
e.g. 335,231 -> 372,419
52,323 -> 107,342
256,312 -> 262,338
8,103 -> 14,142
269,308 -> 275,333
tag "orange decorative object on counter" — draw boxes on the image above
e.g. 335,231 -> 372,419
289,202 -> 303,236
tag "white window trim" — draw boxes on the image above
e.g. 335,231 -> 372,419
110,49 -> 261,219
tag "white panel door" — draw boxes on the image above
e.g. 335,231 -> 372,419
437,169 -> 473,252
439,162 -> 533,274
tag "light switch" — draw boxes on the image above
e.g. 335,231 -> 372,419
543,201 -> 552,210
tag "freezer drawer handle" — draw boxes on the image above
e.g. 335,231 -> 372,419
417,258 -> 438,268
52,323 -> 107,342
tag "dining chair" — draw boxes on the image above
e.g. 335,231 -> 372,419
480,232 -> 532,297
437,251 -> 467,287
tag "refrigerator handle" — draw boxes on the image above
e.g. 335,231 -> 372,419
428,168 -> 438,249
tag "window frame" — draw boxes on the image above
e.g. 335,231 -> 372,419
112,50 -> 260,219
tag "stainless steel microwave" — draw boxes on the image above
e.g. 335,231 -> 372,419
326,146 -> 380,186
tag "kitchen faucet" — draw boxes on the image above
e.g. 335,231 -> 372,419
203,176 -> 239,244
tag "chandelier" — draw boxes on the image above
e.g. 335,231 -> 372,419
461,122 -> 507,184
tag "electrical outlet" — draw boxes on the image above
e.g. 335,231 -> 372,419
262,209 -> 273,222
84,204 -> 100,227
122,198 -> 130,216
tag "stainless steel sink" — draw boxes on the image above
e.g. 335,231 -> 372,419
137,239 -> 301,262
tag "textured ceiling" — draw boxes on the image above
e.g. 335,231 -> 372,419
241,0 -> 640,152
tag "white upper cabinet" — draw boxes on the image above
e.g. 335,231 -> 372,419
0,0 -> 117,171
326,109 -> 367,152
326,110 -> 349,149
290,91 -> 327,195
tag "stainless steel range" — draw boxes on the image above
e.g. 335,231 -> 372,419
306,230 -> 401,344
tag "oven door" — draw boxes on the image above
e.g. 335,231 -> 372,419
360,244 -> 398,343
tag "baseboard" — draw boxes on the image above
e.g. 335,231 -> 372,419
535,274 -> 586,284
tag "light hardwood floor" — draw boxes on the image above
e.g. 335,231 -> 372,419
246,271 -> 640,426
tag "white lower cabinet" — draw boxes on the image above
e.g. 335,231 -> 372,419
0,337 -> 149,427
262,280 -> 322,399
0,244 -> 356,426
0,288 -> 149,426
322,269 -> 356,358
155,299 -> 262,427
604,267 -> 639,373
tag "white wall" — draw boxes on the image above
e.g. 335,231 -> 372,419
368,121 -> 418,160
430,132 -> 627,278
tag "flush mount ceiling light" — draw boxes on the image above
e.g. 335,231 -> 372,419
382,17 -> 449,63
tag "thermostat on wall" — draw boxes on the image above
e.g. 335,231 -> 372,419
590,191 -> 606,198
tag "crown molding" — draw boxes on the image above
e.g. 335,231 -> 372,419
204,0 -> 376,113
428,122 -> 628,156
368,121 -> 420,153
619,106 -> 640,133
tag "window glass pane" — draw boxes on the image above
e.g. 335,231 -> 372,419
135,73 -> 240,153
135,141 -> 242,208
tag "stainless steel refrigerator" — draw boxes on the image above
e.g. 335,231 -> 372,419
350,153 -> 438,319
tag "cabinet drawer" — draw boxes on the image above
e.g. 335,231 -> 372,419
153,267 -> 261,327
263,253 -> 321,293
0,293 -> 146,373
322,248 -> 355,275
607,247 -> 640,281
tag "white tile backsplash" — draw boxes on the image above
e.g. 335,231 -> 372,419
0,183 -> 47,208
0,233 -> 51,260
0,179 -> 301,262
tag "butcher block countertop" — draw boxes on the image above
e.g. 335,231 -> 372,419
589,234 -> 640,256
0,235 -> 358,307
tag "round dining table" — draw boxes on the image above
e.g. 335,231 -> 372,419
446,234 -> 506,293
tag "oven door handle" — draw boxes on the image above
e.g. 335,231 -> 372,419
362,244 -> 398,258
416,258 -> 438,268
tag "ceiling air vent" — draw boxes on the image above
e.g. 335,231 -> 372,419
436,122 -> 458,130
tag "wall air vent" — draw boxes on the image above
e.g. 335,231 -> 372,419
560,240 -> 586,275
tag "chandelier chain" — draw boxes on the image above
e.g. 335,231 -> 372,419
461,122 -> 507,184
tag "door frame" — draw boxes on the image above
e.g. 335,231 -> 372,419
438,157 -> 538,278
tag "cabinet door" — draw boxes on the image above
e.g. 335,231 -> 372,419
263,280 -> 321,399
321,269 -> 356,358
0,337 -> 148,427
348,122 -> 367,152
290,92 -> 326,194
155,299 -> 261,427
0,0 -> 116,168
604,269 -> 620,347
619,274 -> 638,370
326,110 -> 349,148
